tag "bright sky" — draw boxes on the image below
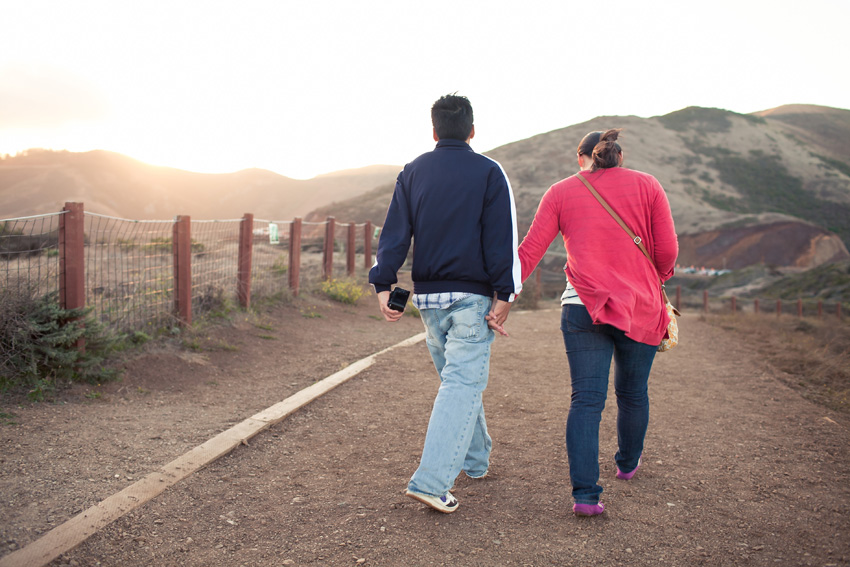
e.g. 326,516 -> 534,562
1,0 -> 848,180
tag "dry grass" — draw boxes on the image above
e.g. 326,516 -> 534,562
706,313 -> 850,414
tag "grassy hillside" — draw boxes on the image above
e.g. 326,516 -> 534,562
755,104 -> 850,162
669,260 -> 850,304
664,107 -> 850,246
315,104 -> 850,270
753,260 -> 850,303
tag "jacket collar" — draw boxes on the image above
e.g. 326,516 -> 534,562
435,139 -> 473,152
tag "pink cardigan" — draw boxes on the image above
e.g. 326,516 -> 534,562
518,167 -> 679,345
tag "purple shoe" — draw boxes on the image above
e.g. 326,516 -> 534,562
616,457 -> 641,480
572,502 -> 605,516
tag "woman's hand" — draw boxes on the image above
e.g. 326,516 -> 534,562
486,299 -> 513,337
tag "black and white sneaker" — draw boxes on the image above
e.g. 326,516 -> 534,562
405,489 -> 459,513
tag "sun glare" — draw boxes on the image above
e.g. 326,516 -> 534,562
1,1 -> 847,178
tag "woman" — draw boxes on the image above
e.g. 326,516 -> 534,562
518,129 -> 678,516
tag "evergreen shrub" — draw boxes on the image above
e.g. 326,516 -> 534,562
0,286 -> 121,399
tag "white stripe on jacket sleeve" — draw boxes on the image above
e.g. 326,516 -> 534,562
484,156 -> 523,302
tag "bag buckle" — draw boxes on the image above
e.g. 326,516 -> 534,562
633,236 -> 642,245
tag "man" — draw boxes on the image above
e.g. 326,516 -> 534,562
369,94 -> 521,513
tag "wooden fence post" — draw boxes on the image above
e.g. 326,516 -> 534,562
237,213 -> 253,309
776,299 -> 782,317
173,215 -> 192,326
817,300 -> 823,319
731,296 -> 737,313
347,222 -> 356,277
289,218 -> 302,297
839,302 -> 843,321
797,298 -> 803,318
60,202 -> 86,351
323,216 -> 335,281
364,221 -> 373,271
754,298 -> 760,314
703,290 -> 708,313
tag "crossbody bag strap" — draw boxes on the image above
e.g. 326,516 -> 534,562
575,172 -> 655,267
575,172 -> 677,310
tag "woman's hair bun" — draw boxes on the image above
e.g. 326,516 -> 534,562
599,128 -> 622,142
591,129 -> 623,171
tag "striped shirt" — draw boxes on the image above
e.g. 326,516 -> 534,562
560,278 -> 584,306
413,292 -> 473,310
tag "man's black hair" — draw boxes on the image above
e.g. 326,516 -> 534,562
431,94 -> 474,141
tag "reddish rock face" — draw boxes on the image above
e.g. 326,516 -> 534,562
677,221 -> 850,270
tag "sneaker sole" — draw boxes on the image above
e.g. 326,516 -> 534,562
405,490 -> 458,513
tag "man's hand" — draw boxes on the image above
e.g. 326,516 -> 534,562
377,290 -> 404,322
486,299 -> 513,337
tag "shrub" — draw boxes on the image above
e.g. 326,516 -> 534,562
193,285 -> 232,317
271,257 -> 288,276
145,236 -> 205,253
659,107 -> 733,133
0,287 -> 121,398
689,144 -> 850,247
319,278 -> 365,304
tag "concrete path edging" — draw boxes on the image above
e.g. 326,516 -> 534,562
0,332 -> 427,567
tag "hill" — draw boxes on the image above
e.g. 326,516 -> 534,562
0,149 -> 400,220
310,104 -> 850,270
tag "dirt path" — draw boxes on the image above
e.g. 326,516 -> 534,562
2,297 -> 849,566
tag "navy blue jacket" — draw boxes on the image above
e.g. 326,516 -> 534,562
369,139 -> 522,302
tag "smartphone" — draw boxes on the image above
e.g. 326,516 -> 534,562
387,287 -> 410,312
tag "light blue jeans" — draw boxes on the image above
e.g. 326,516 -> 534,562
407,294 -> 495,497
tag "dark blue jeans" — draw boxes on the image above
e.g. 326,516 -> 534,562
560,304 -> 658,504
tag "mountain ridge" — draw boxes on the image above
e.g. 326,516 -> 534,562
2,104 -> 849,269
0,148 -> 400,221
308,104 -> 850,269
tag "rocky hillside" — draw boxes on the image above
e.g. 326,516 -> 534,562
0,149 -> 400,221
310,104 -> 850,270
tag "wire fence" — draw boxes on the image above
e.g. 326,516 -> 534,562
84,213 -> 175,332
190,219 -> 242,317
1,205 -> 381,336
0,213 -> 62,299
252,219 -> 292,298
7,205 -> 838,335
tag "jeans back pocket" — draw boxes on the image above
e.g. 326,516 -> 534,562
561,304 -> 599,334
